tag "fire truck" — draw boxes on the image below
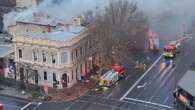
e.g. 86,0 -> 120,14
0,104 -> 4,110
147,31 -> 160,51
161,37 -> 190,70
99,64 -> 125,87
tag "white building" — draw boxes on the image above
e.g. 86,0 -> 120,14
8,20 -> 95,89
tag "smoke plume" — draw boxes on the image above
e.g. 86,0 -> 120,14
3,0 -> 108,30
136,0 -> 195,41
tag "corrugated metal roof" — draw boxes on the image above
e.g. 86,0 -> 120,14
178,70 -> 195,97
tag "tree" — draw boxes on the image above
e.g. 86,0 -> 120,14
88,0 -> 148,68
0,14 -> 3,33
17,63 -> 41,91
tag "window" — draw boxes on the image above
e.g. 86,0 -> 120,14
71,52 -> 74,61
61,52 -> 68,63
53,73 -> 56,82
76,67 -> 79,80
42,52 -> 46,62
34,70 -> 38,84
80,47 -> 83,58
33,50 -> 37,61
44,71 -> 47,80
80,64 -> 82,74
72,70 -> 74,80
51,54 -> 56,64
76,49 -> 78,58
18,49 -> 22,58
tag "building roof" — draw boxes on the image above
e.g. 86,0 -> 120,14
0,44 -> 13,58
16,21 -> 56,27
178,70 -> 195,96
0,0 -> 16,7
23,26 -> 85,42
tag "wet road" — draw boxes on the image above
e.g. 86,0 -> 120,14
0,95 -> 40,110
0,95 -> 28,110
66,37 -> 195,110
120,36 -> 195,108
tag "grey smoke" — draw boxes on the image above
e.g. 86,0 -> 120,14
3,0 -> 108,30
4,0 -> 195,40
136,0 -> 195,40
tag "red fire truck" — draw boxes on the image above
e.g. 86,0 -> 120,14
0,104 -> 4,110
99,64 -> 125,87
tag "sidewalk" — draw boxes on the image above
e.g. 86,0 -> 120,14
48,78 -> 97,101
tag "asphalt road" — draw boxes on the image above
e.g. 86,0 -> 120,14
120,36 -> 195,108
67,95 -> 172,110
0,95 -> 28,110
0,95 -> 39,110
66,37 -> 195,110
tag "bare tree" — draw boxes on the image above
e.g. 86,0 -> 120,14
88,0 -> 148,68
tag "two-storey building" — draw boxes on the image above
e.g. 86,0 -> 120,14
8,19 -> 94,88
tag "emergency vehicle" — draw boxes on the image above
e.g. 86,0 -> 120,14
147,31 -> 160,51
99,64 -> 125,87
161,37 -> 190,70
0,104 -> 4,110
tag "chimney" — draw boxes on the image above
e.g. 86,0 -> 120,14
65,24 -> 69,31
47,24 -> 51,32
73,16 -> 83,26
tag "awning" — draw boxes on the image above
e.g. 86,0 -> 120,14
178,70 -> 195,97
0,44 -> 14,58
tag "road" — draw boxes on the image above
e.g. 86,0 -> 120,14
66,37 -> 195,110
0,95 -> 39,110
119,37 -> 195,108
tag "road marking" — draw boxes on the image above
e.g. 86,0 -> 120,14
137,82 -> 147,89
149,95 -> 154,102
32,102 -> 42,110
75,100 -> 130,110
124,97 -> 173,109
106,92 -> 113,98
163,96 -> 170,104
20,102 -> 32,110
120,55 -> 163,101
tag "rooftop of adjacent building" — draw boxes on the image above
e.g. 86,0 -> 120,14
0,0 -> 16,7
178,70 -> 195,97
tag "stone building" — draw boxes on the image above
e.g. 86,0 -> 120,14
8,19 -> 95,89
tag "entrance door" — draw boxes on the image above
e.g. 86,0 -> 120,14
62,73 -> 68,88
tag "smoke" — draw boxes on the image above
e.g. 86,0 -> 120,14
3,0 -> 108,30
136,0 -> 195,41
4,0 -> 195,40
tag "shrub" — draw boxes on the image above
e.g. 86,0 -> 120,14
31,91 -> 40,98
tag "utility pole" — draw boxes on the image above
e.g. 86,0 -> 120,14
183,23 -> 186,37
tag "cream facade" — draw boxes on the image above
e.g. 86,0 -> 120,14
9,22 -> 93,89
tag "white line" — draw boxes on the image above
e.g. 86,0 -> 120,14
32,102 -> 42,110
163,96 -> 170,104
20,102 -> 32,110
120,55 -> 163,101
106,92 -> 113,98
124,97 -> 173,109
